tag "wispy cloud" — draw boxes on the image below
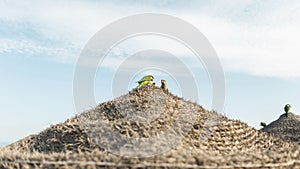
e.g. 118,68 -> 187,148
0,38 -> 79,63
1,0 -> 300,79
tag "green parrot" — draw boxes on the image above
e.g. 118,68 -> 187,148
260,122 -> 267,128
133,75 -> 154,90
284,104 -> 291,117
137,75 -> 154,83
160,79 -> 169,94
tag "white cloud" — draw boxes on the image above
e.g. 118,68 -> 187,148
193,15 -> 300,79
1,0 -> 300,79
0,38 -> 79,63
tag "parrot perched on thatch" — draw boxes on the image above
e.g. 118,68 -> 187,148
260,122 -> 267,128
133,75 -> 154,90
160,79 -> 169,94
284,104 -> 291,117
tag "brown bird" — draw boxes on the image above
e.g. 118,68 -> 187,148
160,80 -> 169,94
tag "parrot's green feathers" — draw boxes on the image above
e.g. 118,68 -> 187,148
284,104 -> 291,113
133,75 -> 154,90
137,75 -> 154,84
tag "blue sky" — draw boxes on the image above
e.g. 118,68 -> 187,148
1,0 -> 300,144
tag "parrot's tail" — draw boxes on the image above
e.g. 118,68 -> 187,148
132,84 -> 141,91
